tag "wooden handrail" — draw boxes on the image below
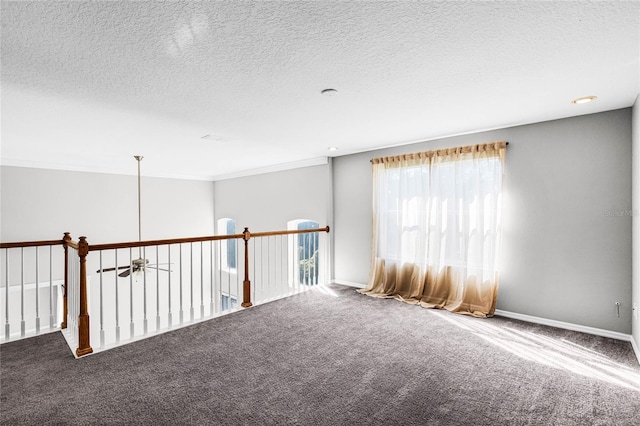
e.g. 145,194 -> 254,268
0,239 -> 66,249
250,226 -> 330,239
87,226 -> 330,251
88,234 -> 245,252
65,240 -> 79,250
1,228 -> 330,251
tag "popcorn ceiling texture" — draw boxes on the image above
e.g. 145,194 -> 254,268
1,1 -> 638,179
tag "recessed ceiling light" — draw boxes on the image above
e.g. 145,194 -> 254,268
321,88 -> 338,96
328,146 -> 338,151
571,96 -> 597,105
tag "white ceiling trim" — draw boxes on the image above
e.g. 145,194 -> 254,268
0,155 -> 331,182
211,157 -> 328,182
0,157 -> 214,181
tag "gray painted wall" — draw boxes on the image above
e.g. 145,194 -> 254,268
1,108 -> 633,336
632,98 -> 640,347
213,164 -> 332,232
1,166 -> 215,345
0,166 -> 214,243
333,109 -> 632,334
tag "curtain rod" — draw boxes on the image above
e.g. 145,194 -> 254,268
369,141 -> 508,163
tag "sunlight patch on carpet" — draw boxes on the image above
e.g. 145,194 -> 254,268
432,310 -> 640,392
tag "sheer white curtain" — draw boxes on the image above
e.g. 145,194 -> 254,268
360,142 -> 506,317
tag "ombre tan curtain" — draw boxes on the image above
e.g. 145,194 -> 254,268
359,142 -> 507,318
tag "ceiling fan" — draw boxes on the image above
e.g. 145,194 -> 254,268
97,156 -> 171,278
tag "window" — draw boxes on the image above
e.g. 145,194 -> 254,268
297,221 -> 319,285
375,152 -> 504,270
221,294 -> 237,311
287,219 -> 321,286
363,142 -> 507,317
217,218 -> 236,271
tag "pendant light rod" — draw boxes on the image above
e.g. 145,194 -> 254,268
134,156 -> 143,258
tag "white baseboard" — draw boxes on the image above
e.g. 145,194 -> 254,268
631,335 -> 640,366
330,279 -> 367,289
494,309 -> 632,343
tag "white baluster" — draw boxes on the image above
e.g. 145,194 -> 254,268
115,249 -> 120,343
189,243 -> 194,321
179,244 -> 183,324
49,246 -> 54,330
73,249 -> 79,345
236,236 -> 240,307
167,245 -> 172,328
253,239 -> 257,302
267,237 -> 271,297
4,249 -> 9,340
143,247 -> 148,335
35,247 -> 40,334
99,251 -> 104,348
209,240 -> 214,316
156,245 -> 160,332
200,241 -> 204,318
282,235 -> 287,296
217,240 -> 222,315
20,248 -> 25,337
188,243 -> 192,319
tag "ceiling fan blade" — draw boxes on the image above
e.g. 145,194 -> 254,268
118,268 -> 132,278
97,265 -> 133,273
146,265 -> 172,272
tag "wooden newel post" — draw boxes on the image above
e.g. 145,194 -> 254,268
241,227 -> 252,308
76,236 -> 93,357
61,232 -> 71,329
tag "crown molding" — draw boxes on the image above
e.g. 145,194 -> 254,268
211,157 -> 328,181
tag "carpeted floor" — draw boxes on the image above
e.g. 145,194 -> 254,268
1,284 -> 639,425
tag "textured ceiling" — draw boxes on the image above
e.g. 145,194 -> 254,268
1,1 -> 639,180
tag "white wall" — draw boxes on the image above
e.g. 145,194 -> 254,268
1,166 -> 216,345
0,166 -> 214,243
632,97 -> 640,349
213,163 -> 334,287
334,109 -> 633,334
213,163 -> 332,232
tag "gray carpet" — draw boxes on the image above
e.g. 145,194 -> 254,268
1,284 -> 639,425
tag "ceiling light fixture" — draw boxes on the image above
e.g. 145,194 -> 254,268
321,88 -> 338,96
571,96 -> 597,105
328,146 -> 338,151
95,156 -> 171,279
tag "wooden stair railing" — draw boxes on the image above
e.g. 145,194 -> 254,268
76,237 -> 93,357
0,235 -> 70,341
242,228 -> 252,308
61,233 -> 93,357
3,226 -> 330,357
